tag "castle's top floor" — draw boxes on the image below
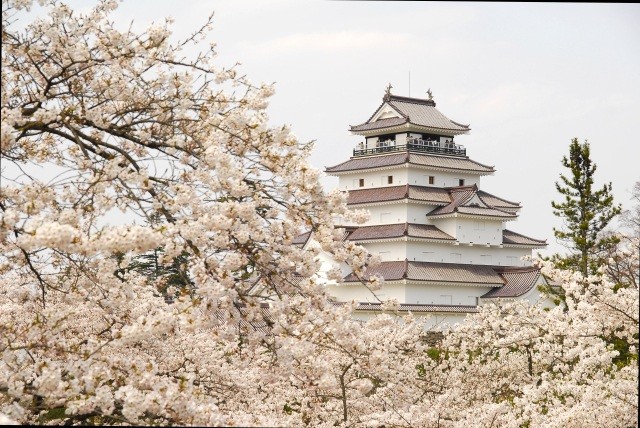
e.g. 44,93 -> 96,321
347,87 -> 472,159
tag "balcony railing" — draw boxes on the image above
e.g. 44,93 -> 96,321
352,138 -> 466,157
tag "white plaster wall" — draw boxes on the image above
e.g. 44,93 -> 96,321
338,168 -> 409,190
362,241 -> 406,261
337,166 -> 486,190
356,240 -> 531,266
406,169 -> 481,188
407,203 -> 435,224
326,282 -> 405,303
454,217 -> 503,246
350,311 -> 470,331
355,205 -> 406,225
431,217 -> 458,238
395,133 -> 407,145
404,283 -> 490,305
327,281 -> 492,306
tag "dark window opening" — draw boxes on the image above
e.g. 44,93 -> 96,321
459,179 -> 465,186
429,176 -> 435,185
387,176 -> 393,184
359,179 -> 365,187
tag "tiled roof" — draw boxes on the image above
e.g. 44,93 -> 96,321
350,94 -> 470,133
481,267 -> 540,298
346,184 -> 451,205
390,97 -> 470,131
477,191 -> 521,210
349,117 -> 407,132
343,260 -> 505,285
427,185 -> 517,219
292,231 -> 312,247
407,153 -> 494,173
455,206 -> 517,218
346,223 -> 455,241
502,229 -> 547,247
325,152 -> 494,174
342,261 -> 542,299
340,302 -> 479,314
326,153 -> 408,173
209,304 -> 274,335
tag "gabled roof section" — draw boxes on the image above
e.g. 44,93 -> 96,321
427,185 -> 517,219
502,229 -> 547,247
346,223 -> 456,242
343,260 -> 505,285
325,152 -> 494,175
350,94 -> 470,135
347,184 -> 451,206
481,266 -> 541,298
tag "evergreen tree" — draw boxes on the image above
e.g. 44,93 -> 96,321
551,138 -> 621,276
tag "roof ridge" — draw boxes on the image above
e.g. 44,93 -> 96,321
389,94 -> 436,106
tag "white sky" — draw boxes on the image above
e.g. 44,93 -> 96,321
21,1 -> 640,256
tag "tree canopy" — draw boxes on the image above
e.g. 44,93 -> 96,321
551,138 -> 621,276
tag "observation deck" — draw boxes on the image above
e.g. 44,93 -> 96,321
353,137 -> 466,158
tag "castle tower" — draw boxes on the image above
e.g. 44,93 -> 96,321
319,87 -> 550,327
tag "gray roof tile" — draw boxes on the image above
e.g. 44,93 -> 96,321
347,184 -> 450,205
502,229 -> 547,246
344,260 -> 505,285
481,267 -> 540,298
325,152 -> 494,174
346,223 -> 455,241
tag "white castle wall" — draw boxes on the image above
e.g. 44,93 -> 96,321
442,217 -> 504,246
406,169 -> 480,188
350,311 -> 470,330
358,241 -> 531,266
355,203 -> 441,226
338,168 -> 482,191
326,282 -> 491,306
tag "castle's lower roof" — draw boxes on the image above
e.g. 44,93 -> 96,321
343,260 -> 505,285
342,261 -> 541,298
346,223 -> 455,242
347,184 -> 451,206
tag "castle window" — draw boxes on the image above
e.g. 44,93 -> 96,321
429,176 -> 435,185
387,175 -> 393,184
359,179 -> 364,187
459,179 -> 465,186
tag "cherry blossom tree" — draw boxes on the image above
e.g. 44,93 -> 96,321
1,1 -> 637,427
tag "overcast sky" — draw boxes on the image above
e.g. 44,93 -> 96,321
24,1 -> 640,256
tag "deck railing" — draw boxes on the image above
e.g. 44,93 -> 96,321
353,138 -> 466,157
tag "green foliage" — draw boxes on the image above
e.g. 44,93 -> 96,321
115,248 -> 193,301
551,138 -> 621,276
